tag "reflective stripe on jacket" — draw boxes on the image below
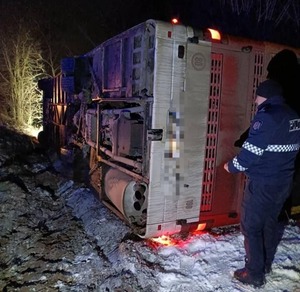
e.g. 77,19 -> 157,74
228,95 -> 300,183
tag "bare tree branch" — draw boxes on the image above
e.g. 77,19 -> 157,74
0,24 -> 47,130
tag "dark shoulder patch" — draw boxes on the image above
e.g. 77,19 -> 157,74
252,121 -> 263,130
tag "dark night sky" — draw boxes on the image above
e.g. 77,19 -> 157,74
0,0 -> 299,61
172,0 -> 300,48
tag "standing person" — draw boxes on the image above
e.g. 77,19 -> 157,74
234,49 -> 300,220
224,79 -> 300,288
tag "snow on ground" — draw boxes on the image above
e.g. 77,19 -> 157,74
65,186 -> 300,292
0,125 -> 299,291
150,226 -> 300,292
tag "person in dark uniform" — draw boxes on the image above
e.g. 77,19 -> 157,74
224,79 -> 300,287
234,49 -> 300,219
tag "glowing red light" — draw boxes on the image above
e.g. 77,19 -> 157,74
147,223 -> 208,249
150,235 -> 174,246
171,18 -> 179,24
192,223 -> 207,235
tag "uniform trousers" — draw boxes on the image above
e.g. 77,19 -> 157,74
240,179 -> 292,279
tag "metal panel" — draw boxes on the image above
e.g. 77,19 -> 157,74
90,20 -> 156,98
144,23 -> 212,237
176,42 -> 211,222
103,41 -> 122,91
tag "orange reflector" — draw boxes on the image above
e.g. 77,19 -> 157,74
195,223 -> 207,231
207,28 -> 221,41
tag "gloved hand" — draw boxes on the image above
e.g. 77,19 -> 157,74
234,128 -> 249,147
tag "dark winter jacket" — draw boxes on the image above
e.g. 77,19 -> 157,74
228,95 -> 300,183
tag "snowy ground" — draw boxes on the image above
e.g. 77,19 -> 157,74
65,187 -> 300,292
1,126 -> 300,291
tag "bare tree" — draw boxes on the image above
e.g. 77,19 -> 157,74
0,23 -> 47,132
221,0 -> 300,27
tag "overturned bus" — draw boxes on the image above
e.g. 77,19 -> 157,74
38,19 -> 300,238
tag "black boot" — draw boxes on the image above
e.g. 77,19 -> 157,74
234,267 -> 265,288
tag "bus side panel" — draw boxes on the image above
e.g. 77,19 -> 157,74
144,34 -> 211,238
199,41 -> 265,227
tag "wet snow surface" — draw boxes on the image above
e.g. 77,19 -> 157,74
0,126 -> 300,292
